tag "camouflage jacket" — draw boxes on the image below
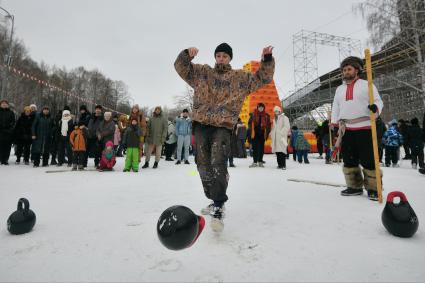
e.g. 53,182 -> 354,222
174,49 -> 275,130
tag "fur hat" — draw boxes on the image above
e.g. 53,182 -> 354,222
215,43 -> 233,60
340,56 -> 364,73
411,117 -> 419,125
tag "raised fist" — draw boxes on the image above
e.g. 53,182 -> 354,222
188,47 -> 199,58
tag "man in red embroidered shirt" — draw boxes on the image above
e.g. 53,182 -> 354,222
331,56 -> 384,201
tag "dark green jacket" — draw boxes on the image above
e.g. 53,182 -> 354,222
123,125 -> 141,148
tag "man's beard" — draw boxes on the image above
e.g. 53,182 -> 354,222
344,74 -> 356,81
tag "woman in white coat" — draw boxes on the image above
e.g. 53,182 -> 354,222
271,106 -> 291,169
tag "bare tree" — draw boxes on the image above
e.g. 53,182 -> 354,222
355,0 -> 425,94
173,84 -> 193,111
0,22 -> 133,114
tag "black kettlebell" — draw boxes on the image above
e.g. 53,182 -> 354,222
382,191 -> 419,238
7,198 -> 36,235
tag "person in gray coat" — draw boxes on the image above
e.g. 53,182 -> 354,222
175,109 -> 192,164
96,111 -> 116,148
165,119 -> 177,161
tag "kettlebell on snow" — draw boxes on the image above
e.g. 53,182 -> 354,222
157,205 -> 205,250
382,192 -> 418,238
7,198 -> 36,235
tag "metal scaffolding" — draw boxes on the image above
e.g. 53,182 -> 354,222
292,30 -> 362,92
284,42 -> 425,129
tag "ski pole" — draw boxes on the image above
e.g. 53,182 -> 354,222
365,49 -> 383,203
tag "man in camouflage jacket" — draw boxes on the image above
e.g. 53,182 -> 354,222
174,43 -> 275,229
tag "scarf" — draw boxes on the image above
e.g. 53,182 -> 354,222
345,78 -> 359,101
254,109 -> 268,130
61,116 -> 72,136
104,148 -> 113,160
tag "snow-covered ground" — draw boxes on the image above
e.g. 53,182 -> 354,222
0,153 -> 424,282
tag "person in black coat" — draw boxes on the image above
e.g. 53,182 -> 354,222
78,105 -> 91,166
376,116 -> 387,163
398,119 -> 411,159
313,123 -> 324,159
406,117 -> 424,169
49,110 -> 62,165
88,105 -> 104,168
14,106 -> 35,164
78,105 -> 91,127
31,106 -> 54,167
0,100 -> 16,165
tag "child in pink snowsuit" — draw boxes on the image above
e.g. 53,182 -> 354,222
99,141 -> 116,171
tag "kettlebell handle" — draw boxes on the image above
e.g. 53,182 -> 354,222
387,191 -> 408,203
17,198 -> 30,211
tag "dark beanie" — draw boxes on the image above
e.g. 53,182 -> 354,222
182,109 -> 189,113
95,104 -> 103,110
215,43 -> 233,59
63,105 -> 71,111
80,105 -> 87,111
340,56 -> 364,72
411,117 -> 419,125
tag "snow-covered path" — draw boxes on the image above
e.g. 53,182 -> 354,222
1,154 -> 424,282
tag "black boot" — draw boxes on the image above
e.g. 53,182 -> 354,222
153,161 -> 158,169
142,162 -> 149,169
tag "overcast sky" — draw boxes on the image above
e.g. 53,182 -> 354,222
1,0 -> 370,108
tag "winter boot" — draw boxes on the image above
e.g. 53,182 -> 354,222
72,164 -> 78,171
363,168 -> 383,201
184,160 -> 190,165
175,160 -> 181,165
341,167 -> 364,196
211,206 -> 225,233
201,202 -> 214,215
78,165 -> 84,170
201,202 -> 226,216
249,162 -> 258,168
142,162 -> 149,169
153,161 -> 158,169
367,190 -> 379,201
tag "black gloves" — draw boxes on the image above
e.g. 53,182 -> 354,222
368,104 -> 378,113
